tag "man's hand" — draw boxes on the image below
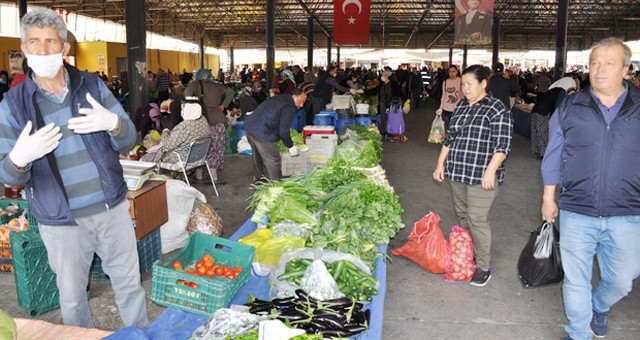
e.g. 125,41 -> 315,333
289,146 -> 299,156
9,121 -> 62,168
68,93 -> 119,134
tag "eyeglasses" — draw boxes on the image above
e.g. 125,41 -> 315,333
9,51 -> 24,59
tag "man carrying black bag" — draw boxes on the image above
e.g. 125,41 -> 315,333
541,38 -> 640,340
516,221 -> 563,287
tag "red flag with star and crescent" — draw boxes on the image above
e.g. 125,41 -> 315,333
334,0 -> 371,45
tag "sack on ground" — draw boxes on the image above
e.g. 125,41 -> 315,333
187,202 -> 224,236
427,114 -> 445,144
391,212 -> 449,274
444,225 -> 476,282
517,221 -> 564,287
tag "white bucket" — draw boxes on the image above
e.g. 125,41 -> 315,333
355,103 -> 370,114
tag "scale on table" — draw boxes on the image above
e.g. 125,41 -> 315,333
120,160 -> 156,191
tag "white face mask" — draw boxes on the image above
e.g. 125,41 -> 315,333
25,53 -> 64,79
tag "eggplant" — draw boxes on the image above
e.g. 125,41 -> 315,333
248,303 -> 274,314
294,289 -> 309,300
276,312 -> 306,322
344,323 -> 368,335
272,296 -> 297,309
309,319 -> 331,332
313,313 -> 345,329
320,329 -> 350,337
350,309 -> 367,324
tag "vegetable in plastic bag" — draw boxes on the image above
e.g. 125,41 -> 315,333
444,226 -> 476,282
187,202 -> 223,236
392,212 -> 449,274
517,221 -> 563,287
238,228 -> 305,266
191,308 -> 266,339
300,259 -> 344,300
428,114 -> 445,144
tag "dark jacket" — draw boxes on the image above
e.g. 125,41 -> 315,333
243,94 -> 297,148
487,73 -> 520,109
2,64 -> 135,225
556,85 -> 640,217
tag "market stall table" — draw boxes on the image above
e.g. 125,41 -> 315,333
511,104 -> 533,139
115,218 -> 388,340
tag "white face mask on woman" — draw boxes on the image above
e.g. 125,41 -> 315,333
25,53 -> 63,79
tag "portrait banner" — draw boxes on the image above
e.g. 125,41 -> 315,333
334,0 -> 371,45
454,0 -> 494,46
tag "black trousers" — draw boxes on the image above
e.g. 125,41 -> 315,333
246,132 -> 282,180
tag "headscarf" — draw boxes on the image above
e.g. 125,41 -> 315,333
148,103 -> 162,130
194,69 -> 213,81
181,97 -> 202,120
241,84 -> 252,97
382,70 -> 392,78
281,69 -> 295,85
252,82 -> 263,93
549,77 -> 577,92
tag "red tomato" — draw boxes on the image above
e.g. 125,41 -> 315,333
214,267 -> 224,276
185,269 -> 197,275
202,254 -> 213,262
172,261 -> 183,271
226,272 -> 237,280
196,266 -> 206,276
195,260 -> 204,269
233,266 -> 243,274
203,259 -> 214,270
189,282 -> 198,289
205,269 -> 215,278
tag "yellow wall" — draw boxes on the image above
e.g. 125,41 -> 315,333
0,37 -> 220,80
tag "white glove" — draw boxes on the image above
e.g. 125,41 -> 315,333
356,89 -> 364,94
289,145 -> 299,156
9,121 -> 62,168
436,109 -> 443,116
68,93 -> 119,134
349,88 -> 358,95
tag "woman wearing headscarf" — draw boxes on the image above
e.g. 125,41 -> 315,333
279,69 -> 296,94
530,76 -> 577,158
132,102 -> 163,138
140,98 -> 211,163
184,69 -> 235,182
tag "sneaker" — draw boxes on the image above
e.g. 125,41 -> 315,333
469,268 -> 491,287
590,310 -> 608,338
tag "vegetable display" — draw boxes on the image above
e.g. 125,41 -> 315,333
279,259 -> 378,302
249,181 -> 320,227
339,125 -> 383,162
287,166 -> 367,196
326,140 -> 379,168
277,129 -> 309,153
244,289 -> 369,338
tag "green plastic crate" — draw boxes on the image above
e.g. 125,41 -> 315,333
10,227 -> 60,316
1,199 -> 38,273
150,232 -> 254,315
90,227 -> 162,282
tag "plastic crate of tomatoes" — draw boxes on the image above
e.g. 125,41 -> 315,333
150,232 -> 254,315
0,199 -> 37,273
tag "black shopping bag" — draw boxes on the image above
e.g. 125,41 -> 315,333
517,221 -> 564,287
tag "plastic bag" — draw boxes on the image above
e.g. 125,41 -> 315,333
300,259 -> 344,300
191,308 -> 266,339
186,202 -> 224,236
517,222 -> 564,287
402,99 -> 411,114
239,229 -> 305,266
391,212 -> 449,274
444,226 -> 476,282
427,113 -> 445,144
160,180 -> 206,254
269,247 -> 371,299
271,220 -> 311,239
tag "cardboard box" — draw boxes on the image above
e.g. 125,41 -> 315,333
127,180 -> 168,239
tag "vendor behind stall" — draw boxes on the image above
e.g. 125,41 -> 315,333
0,9 -> 148,329
243,88 -> 308,181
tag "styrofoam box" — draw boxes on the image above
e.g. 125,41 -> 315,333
330,94 -> 354,110
306,134 -> 338,166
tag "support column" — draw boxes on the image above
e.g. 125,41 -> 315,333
327,36 -> 332,67
463,45 -> 468,70
266,0 -> 275,87
17,0 -> 26,18
126,0 -> 148,115
449,46 -> 453,67
307,15 -> 314,73
554,0 -> 569,80
492,16 -> 500,67
199,37 -> 204,69
337,46 -> 340,69
230,46 -> 235,78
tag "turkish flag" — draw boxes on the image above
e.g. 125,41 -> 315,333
334,0 -> 371,45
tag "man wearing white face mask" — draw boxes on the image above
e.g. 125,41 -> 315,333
0,9 -> 147,329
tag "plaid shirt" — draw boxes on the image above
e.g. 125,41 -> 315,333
443,95 -> 513,185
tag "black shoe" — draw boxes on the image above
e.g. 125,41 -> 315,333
469,268 -> 491,287
590,310 -> 608,338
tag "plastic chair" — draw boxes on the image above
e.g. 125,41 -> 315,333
156,137 -> 219,197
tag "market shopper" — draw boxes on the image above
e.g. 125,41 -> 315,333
436,65 -> 463,131
243,88 -> 308,181
433,64 -> 513,287
0,8 -> 148,328
541,38 -> 640,340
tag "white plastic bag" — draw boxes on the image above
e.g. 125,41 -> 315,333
238,136 -> 253,154
159,180 -> 206,254
427,113 -> 445,144
300,259 -> 344,300
269,247 -> 371,299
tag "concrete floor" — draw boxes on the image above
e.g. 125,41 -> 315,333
1,98 -> 639,339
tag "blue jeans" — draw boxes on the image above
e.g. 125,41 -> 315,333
560,210 -> 640,340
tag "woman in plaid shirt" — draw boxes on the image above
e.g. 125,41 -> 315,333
433,64 -> 513,287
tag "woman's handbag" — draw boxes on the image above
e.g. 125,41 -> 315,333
517,221 -> 564,287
